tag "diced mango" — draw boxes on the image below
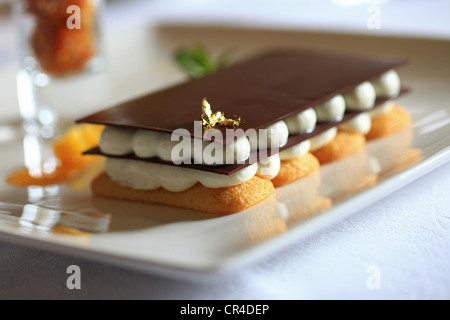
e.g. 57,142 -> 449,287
7,124 -> 104,187
53,123 -> 103,168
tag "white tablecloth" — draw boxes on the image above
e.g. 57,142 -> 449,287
0,0 -> 449,300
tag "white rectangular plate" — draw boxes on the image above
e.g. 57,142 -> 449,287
0,25 -> 449,280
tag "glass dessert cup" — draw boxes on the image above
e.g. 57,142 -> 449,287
15,0 -> 105,137
12,0 -> 106,187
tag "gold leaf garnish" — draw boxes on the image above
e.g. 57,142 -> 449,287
201,98 -> 241,129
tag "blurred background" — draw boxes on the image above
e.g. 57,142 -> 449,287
0,0 -> 449,129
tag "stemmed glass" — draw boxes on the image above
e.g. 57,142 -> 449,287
12,0 -> 107,198
15,0 -> 105,136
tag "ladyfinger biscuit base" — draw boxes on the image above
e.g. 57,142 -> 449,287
92,172 -> 275,215
366,104 -> 411,140
271,152 -> 320,188
312,130 -> 366,165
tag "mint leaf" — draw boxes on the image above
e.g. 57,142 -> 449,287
174,45 -> 233,78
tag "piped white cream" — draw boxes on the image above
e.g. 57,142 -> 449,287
124,159 -> 162,190
101,127 -> 250,165
195,163 -> 258,189
256,154 -> 281,180
193,137 -> 251,165
368,101 -> 395,118
279,139 -> 311,160
314,95 -> 346,122
340,112 -> 372,135
156,134 -> 187,162
343,81 -> 376,111
105,158 -> 158,190
251,120 -> 289,150
133,130 -> 163,158
284,108 -> 317,134
105,157 -> 258,191
309,127 -> 338,151
371,70 -> 401,98
157,165 -> 197,192
99,126 -> 135,156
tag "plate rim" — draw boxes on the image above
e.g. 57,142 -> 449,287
0,141 -> 448,280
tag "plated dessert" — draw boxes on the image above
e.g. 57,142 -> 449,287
77,50 -> 411,215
